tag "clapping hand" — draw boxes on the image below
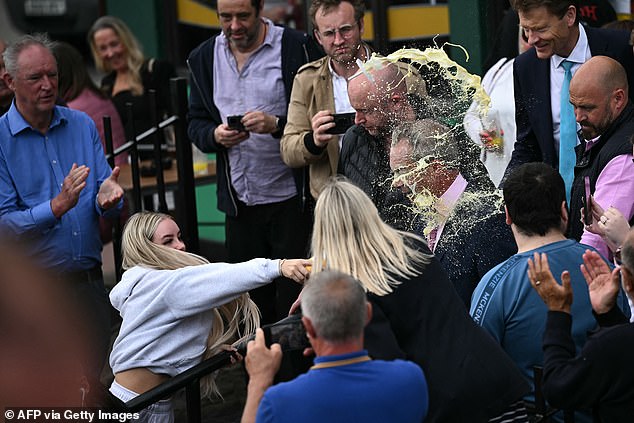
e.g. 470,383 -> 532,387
51,164 -> 89,218
527,252 -> 573,314
97,166 -> 124,210
580,250 -> 620,315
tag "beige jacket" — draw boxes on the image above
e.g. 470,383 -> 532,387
280,55 -> 339,199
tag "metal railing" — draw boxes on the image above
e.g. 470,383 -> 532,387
102,77 -> 200,280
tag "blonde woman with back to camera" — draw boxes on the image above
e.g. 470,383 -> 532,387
309,178 -> 530,423
109,212 -> 310,422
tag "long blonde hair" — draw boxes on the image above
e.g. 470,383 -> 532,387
121,212 -> 260,397
311,178 -> 431,295
88,16 -> 145,96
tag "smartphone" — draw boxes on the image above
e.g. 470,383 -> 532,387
227,115 -> 246,131
325,112 -> 356,135
263,314 -> 309,351
583,176 -> 592,225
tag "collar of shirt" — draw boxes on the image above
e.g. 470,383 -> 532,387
434,173 -> 468,243
329,44 -> 370,149
312,350 -> 369,366
549,24 -> 590,151
584,134 -> 601,151
7,101 -> 66,136
551,23 -> 590,70
437,173 -> 468,218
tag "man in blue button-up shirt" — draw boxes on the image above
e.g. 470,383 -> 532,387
0,34 -> 123,399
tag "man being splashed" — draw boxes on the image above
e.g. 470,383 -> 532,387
390,119 -> 516,308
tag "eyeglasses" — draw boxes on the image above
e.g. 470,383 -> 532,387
317,23 -> 357,40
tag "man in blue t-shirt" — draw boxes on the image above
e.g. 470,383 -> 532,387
470,163 -> 630,421
241,270 -> 428,423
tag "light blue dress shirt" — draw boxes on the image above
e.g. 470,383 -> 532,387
0,103 -> 122,271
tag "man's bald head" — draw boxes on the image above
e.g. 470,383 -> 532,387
570,56 -> 628,99
568,56 -> 628,139
347,60 -> 410,138
348,61 -> 408,99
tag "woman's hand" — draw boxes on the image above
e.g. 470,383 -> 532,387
598,207 -> 630,253
584,199 -> 629,253
280,259 -> 312,283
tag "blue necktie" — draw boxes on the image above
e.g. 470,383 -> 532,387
559,60 -> 576,206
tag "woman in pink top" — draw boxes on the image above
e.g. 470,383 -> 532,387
53,42 -> 128,166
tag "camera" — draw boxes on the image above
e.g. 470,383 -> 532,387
227,115 -> 246,131
325,112 -> 356,135
235,314 -> 309,354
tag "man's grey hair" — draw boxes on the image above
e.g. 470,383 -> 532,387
3,33 -> 55,78
301,270 -> 367,343
392,118 -> 459,168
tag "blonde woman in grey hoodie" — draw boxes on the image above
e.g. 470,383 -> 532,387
109,212 -> 310,422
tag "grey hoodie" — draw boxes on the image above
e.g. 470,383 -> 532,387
109,258 -> 281,376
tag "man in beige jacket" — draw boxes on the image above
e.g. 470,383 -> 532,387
280,0 -> 370,199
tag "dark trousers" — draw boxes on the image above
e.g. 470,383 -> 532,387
225,196 -> 310,324
61,267 -> 114,404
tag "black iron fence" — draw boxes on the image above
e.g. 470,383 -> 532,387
102,77 -> 200,280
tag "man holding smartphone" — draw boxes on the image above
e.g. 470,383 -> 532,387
187,0 -> 322,324
566,56 -> 634,262
280,0 -> 371,199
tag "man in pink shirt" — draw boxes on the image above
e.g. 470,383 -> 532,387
567,56 -> 634,261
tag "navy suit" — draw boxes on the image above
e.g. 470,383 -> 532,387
506,27 -> 634,174
433,183 -> 517,308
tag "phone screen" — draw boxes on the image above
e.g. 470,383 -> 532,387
325,113 -> 356,135
227,115 -> 246,131
583,176 -> 592,225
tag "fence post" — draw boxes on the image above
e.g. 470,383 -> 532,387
148,89 -> 169,213
125,103 -> 143,212
103,116 -> 123,281
171,77 -> 200,254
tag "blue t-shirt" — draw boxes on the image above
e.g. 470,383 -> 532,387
256,350 -> 428,423
470,239 -> 630,396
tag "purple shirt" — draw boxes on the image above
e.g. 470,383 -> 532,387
213,19 -> 296,205
579,140 -> 634,258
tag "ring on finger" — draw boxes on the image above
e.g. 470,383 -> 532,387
535,280 -> 541,286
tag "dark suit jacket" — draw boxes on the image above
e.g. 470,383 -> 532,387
434,183 -> 517,308
506,26 -> 634,174
365,239 -> 529,423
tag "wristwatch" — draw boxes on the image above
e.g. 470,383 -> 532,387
274,115 -> 281,132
